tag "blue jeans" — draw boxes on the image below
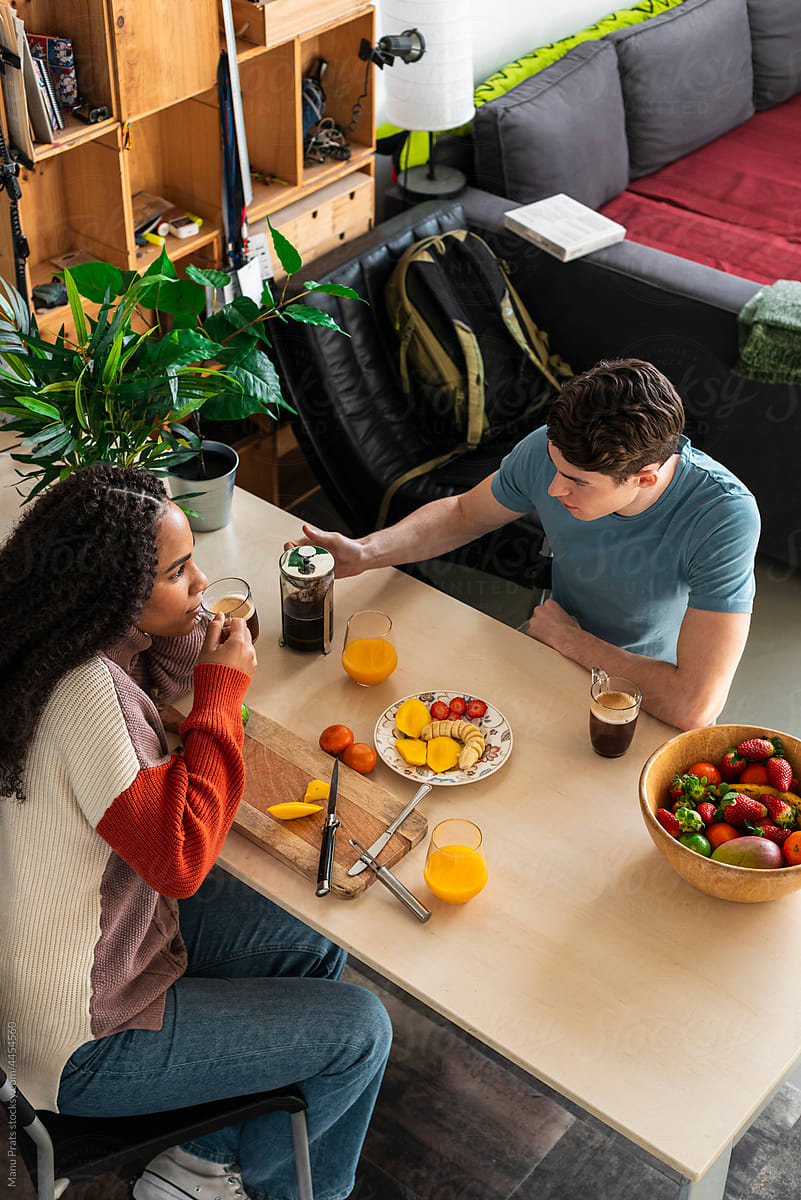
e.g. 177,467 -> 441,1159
57,869 -> 392,1200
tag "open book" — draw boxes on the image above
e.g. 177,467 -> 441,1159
504,194 -> 626,262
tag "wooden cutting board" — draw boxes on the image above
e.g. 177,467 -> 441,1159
162,705 -> 428,899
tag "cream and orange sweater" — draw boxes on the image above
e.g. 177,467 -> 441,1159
0,622 -> 249,1111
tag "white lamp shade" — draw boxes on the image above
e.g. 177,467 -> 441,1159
381,0 -> 475,131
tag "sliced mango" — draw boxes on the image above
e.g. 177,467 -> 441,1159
426,735 -> 460,773
267,802 -> 323,820
304,779 -> 331,803
396,697 -> 431,739
396,737 -> 427,766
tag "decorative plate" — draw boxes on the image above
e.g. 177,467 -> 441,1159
373,691 -> 513,787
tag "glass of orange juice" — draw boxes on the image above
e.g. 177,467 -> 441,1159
423,819 -> 488,904
341,610 -> 398,686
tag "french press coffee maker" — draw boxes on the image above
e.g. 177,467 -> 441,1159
278,546 -> 335,653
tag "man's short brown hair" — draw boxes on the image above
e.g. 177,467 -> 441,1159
546,359 -> 685,483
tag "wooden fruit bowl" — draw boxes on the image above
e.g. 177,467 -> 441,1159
639,724 -> 801,903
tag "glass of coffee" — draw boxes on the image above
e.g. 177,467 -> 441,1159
589,671 -> 641,758
201,578 -> 259,643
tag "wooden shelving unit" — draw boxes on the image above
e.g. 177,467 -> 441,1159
0,0 -> 376,336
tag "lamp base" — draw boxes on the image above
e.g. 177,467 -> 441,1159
398,163 -> 466,200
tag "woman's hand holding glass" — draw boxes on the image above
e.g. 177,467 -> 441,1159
198,613 -> 257,676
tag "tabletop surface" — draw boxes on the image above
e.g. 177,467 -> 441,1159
2,438 -> 799,1182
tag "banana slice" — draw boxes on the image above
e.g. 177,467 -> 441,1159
420,719 -> 485,770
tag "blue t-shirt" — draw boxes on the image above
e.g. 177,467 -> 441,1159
491,427 -> 760,662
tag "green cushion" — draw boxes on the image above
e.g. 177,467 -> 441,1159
377,0 -> 685,168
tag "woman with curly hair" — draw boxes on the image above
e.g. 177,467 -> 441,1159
0,463 -> 391,1200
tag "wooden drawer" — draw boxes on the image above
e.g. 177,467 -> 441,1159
265,171 -> 374,275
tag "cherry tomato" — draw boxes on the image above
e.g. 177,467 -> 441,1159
466,699 -> 488,719
740,763 -> 769,785
783,831 -> 801,866
679,832 -> 711,856
319,724 -> 354,756
687,761 -> 721,787
448,696 -> 467,715
342,742 -> 377,774
430,701 -> 450,720
706,822 -> 740,850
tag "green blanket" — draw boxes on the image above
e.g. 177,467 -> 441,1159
734,280 -> 801,386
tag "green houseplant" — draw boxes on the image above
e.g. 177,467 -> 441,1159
0,226 -> 360,516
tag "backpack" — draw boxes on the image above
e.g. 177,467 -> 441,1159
381,229 -> 572,526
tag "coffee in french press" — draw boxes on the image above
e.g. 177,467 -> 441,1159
278,546 -> 334,653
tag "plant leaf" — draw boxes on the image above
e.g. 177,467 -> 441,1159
186,264 -> 231,289
62,269 -> 88,347
267,216 -> 302,277
13,395 -> 60,419
282,304 -> 349,335
200,348 -> 292,420
62,261 -> 124,304
303,281 -> 366,302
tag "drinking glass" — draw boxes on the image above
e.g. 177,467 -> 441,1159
202,577 -> 260,643
424,819 -> 488,904
589,671 -> 641,757
341,610 -> 397,686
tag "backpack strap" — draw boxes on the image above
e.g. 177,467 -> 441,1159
376,443 -> 469,530
453,320 -> 484,449
503,274 -> 573,389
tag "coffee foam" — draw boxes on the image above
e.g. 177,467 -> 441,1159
210,593 -> 254,619
590,690 -> 639,725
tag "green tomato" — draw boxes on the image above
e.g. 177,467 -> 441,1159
242,703 -> 249,727
679,832 -> 712,857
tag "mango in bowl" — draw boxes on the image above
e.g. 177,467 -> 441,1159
639,724 -> 801,902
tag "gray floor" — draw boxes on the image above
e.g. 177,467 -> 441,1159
292,486 -> 801,1200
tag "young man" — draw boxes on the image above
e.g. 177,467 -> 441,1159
292,360 -> 760,730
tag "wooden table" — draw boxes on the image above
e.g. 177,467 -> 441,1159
2,447 -> 799,1199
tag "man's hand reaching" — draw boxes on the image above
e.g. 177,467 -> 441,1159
283,524 -> 368,578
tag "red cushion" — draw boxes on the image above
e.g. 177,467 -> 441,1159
600,191 -> 801,285
626,92 -> 801,240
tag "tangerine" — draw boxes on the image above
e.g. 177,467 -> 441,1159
319,724 -> 354,756
342,742 -> 377,774
705,822 -> 740,851
740,763 -> 769,785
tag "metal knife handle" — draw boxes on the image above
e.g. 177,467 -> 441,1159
385,782 -> 432,838
316,818 -> 339,897
375,865 -> 431,923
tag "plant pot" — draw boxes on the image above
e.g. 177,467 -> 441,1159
166,440 -> 239,532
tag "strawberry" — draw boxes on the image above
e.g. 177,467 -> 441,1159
766,756 -> 793,792
697,801 -> 717,826
675,806 -> 704,833
764,794 -> 796,829
721,792 -> 768,826
448,696 -> 467,716
755,820 -> 791,845
669,772 -> 708,805
737,737 -> 777,762
466,699 -> 488,719
430,701 -> 449,720
792,777 -> 800,794
720,748 -> 747,781
656,808 -> 681,837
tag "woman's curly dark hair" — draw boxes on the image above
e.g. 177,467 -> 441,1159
0,463 -> 168,800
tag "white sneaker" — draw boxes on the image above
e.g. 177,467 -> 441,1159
133,1145 -> 252,1200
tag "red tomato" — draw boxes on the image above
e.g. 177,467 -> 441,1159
319,724 -> 354,756
342,742 -> 377,774
430,701 -> 450,720
706,822 -> 740,851
466,699 -> 488,719
740,763 -> 769,785
687,761 -> 721,787
783,831 -> 801,866
448,696 -> 467,715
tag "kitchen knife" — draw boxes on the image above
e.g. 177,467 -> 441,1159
315,758 -> 340,897
349,838 -> 431,923
347,783 -> 432,876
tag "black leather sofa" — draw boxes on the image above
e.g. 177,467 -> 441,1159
273,186 -> 801,578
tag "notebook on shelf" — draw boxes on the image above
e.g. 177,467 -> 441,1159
504,193 -> 626,262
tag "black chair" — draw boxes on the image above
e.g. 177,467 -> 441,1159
1,1063 -> 314,1200
272,198 -> 547,591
